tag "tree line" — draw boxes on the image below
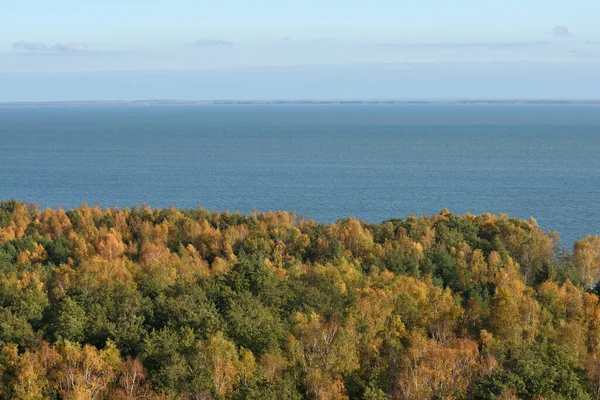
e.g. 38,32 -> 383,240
0,200 -> 599,399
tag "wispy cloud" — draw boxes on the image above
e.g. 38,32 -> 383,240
12,41 -> 48,51
380,41 -> 552,49
194,39 -> 233,47
52,43 -> 89,52
552,25 -> 571,37
12,41 -> 89,53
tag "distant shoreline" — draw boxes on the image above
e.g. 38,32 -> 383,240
2,99 -> 600,107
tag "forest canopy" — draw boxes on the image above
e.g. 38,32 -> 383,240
1,200 -> 600,399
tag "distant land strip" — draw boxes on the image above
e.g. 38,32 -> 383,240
2,99 -> 600,107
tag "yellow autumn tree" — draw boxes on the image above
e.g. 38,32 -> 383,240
204,332 -> 239,399
55,341 -> 121,400
395,331 -> 480,400
292,312 -> 359,399
575,235 -> 600,289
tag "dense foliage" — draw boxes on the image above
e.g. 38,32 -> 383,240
0,200 -> 600,399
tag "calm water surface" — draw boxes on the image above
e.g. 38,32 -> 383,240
1,104 -> 599,246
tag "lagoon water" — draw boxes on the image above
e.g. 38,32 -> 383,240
1,104 -> 599,246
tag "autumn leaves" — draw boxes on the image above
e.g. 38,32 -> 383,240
1,201 -> 600,399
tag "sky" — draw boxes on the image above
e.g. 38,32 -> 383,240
1,0 -> 599,100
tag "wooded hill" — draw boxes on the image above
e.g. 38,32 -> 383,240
1,200 -> 599,399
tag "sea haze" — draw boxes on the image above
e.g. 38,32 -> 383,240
0,104 -> 598,246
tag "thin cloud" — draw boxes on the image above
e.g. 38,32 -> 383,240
12,41 -> 48,51
552,25 -> 571,37
194,39 -> 233,47
380,41 -> 552,49
52,43 -> 89,52
12,41 -> 89,53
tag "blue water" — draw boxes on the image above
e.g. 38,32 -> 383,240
1,104 -> 599,247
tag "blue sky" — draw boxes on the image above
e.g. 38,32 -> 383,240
2,0 -> 599,43
1,0 -> 599,100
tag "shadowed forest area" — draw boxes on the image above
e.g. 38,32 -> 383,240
1,200 -> 600,399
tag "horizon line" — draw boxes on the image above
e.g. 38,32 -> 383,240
2,99 -> 600,106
